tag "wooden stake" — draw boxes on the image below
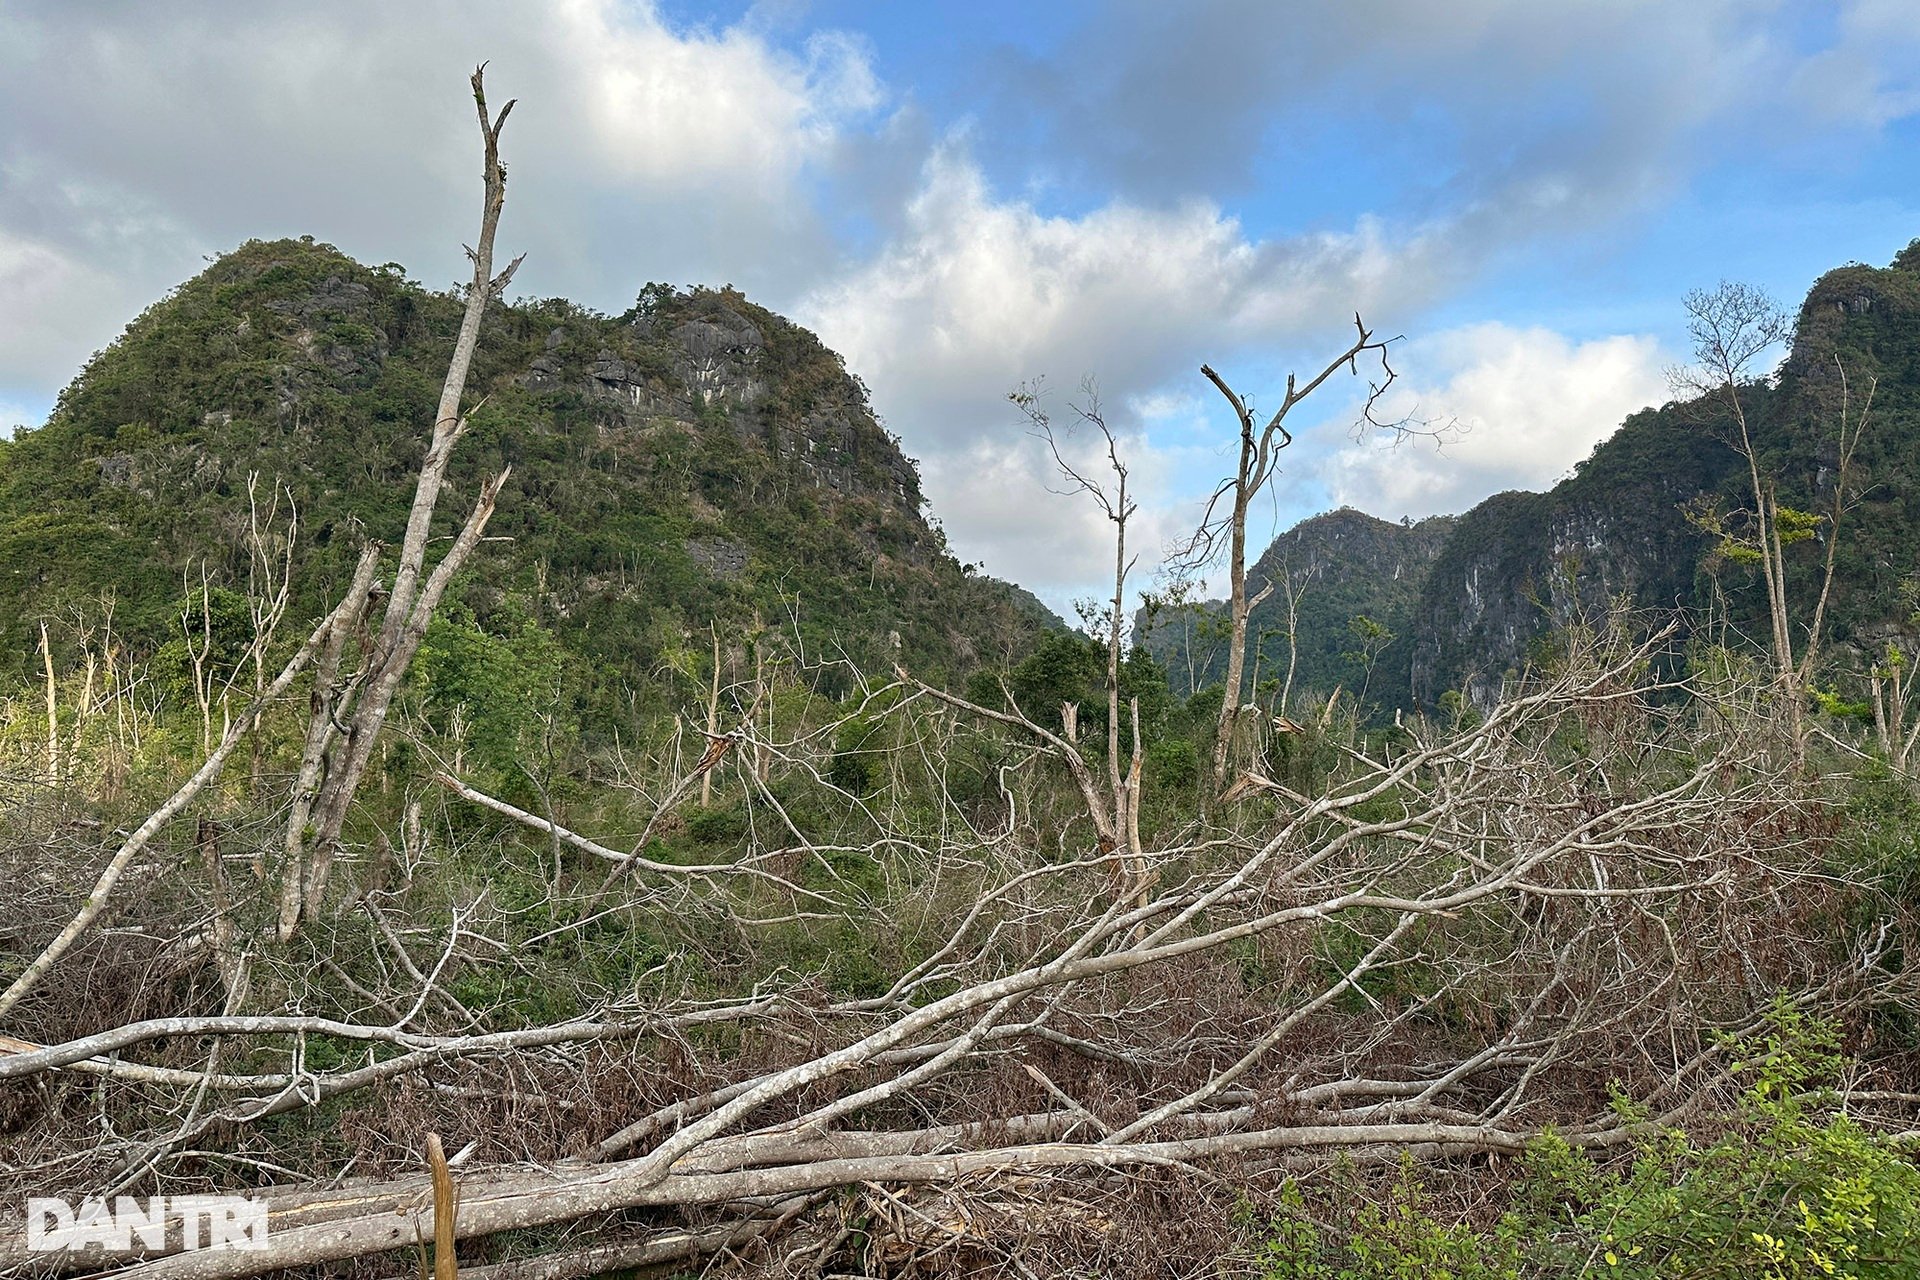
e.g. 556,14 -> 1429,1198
426,1132 -> 459,1280
40,622 -> 58,784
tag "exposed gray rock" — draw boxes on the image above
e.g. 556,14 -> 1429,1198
672,311 -> 767,412
591,350 -> 634,385
263,274 -> 376,323
97,453 -> 137,489
685,535 -> 749,579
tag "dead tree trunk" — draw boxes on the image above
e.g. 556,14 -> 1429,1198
278,67 -> 521,939
1187,318 -> 1400,800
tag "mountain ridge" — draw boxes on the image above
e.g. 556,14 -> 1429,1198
0,236 -> 1058,734
1143,239 -> 1920,716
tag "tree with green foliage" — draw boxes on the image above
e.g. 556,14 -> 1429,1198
1675,282 -> 1874,759
1342,613 -> 1395,711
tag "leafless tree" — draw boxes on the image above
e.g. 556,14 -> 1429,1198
5,604 -> 1910,1279
1870,643 -> 1920,773
1009,381 -> 1150,906
1174,320 -> 1408,799
277,66 -> 521,939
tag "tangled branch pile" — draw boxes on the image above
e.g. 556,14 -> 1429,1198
4,608 -> 1914,1278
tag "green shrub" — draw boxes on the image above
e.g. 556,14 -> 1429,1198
685,803 -> 748,845
1537,1003 -> 1920,1278
1256,1002 -> 1920,1279
1257,1164 -> 1520,1280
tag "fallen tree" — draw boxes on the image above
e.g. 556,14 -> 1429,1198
4,612 -> 1906,1277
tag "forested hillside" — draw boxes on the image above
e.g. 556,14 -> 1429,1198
1417,244 -> 1920,706
1138,508 -> 1456,712
0,237 -> 1056,737
1148,242 -> 1920,718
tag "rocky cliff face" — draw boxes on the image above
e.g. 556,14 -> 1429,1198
547,291 -> 923,513
0,238 -> 1056,702
1138,508 -> 1456,712
1159,238 -> 1920,716
1409,402 -> 1732,707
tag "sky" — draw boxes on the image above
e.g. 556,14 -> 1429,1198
1,1 -> 1916,616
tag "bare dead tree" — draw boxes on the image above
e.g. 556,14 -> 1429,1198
1009,381 -> 1150,905
1794,355 -> 1874,693
1674,284 -> 1795,684
38,621 -> 59,786
1175,318 -> 1407,798
277,66 -> 522,939
239,474 -> 298,797
1869,635 -> 1920,772
1273,556 -> 1314,718
5,614 -> 1905,1280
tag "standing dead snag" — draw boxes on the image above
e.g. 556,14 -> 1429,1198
426,1132 -> 461,1280
1174,317 -> 1408,798
278,66 -> 522,939
0,546 -> 380,1017
1009,382 -> 1152,906
3,623 -> 1887,1280
39,621 -> 59,785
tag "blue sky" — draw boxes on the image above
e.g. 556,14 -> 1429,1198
1,1 -> 1915,614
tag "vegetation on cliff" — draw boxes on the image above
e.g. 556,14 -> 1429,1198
0,235 -> 1056,738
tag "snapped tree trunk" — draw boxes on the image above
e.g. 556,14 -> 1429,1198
278,67 -> 522,938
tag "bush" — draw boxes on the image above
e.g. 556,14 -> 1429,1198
1256,1003 -> 1920,1279
1259,1165 -> 1520,1280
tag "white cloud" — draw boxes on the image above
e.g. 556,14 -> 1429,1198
799,148 -> 1460,595
1318,324 -> 1671,519
552,3 -> 881,188
922,422 -> 1199,612
0,227 -> 152,390
0,0 -> 883,397
1786,0 -> 1920,129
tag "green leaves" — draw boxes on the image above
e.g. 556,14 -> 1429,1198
416,597 -> 570,780
1258,1005 -> 1920,1279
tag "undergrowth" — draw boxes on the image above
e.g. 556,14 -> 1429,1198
1255,1002 -> 1920,1279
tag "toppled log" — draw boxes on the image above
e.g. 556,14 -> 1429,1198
1,1117 -> 1593,1280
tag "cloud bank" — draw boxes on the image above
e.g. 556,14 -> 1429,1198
1318,325 -> 1673,520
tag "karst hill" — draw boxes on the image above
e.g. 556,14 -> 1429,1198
0,238 -> 1057,727
1143,240 -> 1920,714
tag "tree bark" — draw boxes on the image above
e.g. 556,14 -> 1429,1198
281,67 -> 520,936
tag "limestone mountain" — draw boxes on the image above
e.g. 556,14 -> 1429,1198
1413,241 -> 1920,708
1137,508 -> 1456,712
1146,239 -> 1920,716
0,238 -> 1056,735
